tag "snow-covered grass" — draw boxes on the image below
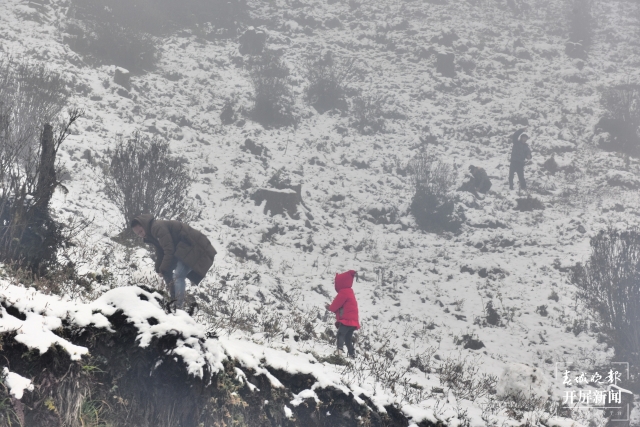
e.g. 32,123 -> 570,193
1,0 -> 639,424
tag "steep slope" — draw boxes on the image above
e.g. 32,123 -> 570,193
0,0 -> 639,425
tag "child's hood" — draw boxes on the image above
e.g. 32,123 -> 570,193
335,270 -> 357,292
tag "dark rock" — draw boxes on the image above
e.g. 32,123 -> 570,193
294,242 -> 313,252
565,41 -> 585,59
543,156 -> 558,174
499,239 -> 515,247
242,138 -> 267,156
365,205 -> 397,225
464,338 -> 484,349
227,242 -> 267,264
455,333 -> 485,350
510,116 -> 529,126
164,71 -> 183,81
515,196 -> 544,211
469,220 -> 508,229
460,265 -> 475,275
116,88 -> 131,98
308,157 -> 326,167
436,50 -> 456,77
114,67 -> 131,90
553,259 -> 575,273
324,17 -> 342,28
351,160 -> 369,169
220,101 -> 236,125
239,27 -> 267,55
431,30 -> 458,47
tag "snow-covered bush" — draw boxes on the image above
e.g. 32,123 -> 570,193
565,0 -> 594,59
514,196 -> 544,211
220,96 -> 239,124
606,170 -> 640,189
101,133 -> 198,229
408,152 -> 462,232
350,92 -> 387,135
64,21 -> 158,73
68,0 -> 246,35
0,60 -> 82,272
572,229 -> 640,370
249,51 -> 297,127
304,51 -> 354,113
438,353 -> 497,401
597,84 -> 640,155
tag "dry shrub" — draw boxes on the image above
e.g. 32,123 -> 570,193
572,229 -> 640,368
408,152 -> 462,232
350,92 -> 387,135
481,391 -> 561,426
565,0 -> 594,59
68,0 -> 247,35
65,21 -> 158,73
514,196 -> 544,211
249,51 -> 296,127
101,133 -> 198,229
305,51 -> 354,113
597,84 -> 640,156
0,60 -> 81,272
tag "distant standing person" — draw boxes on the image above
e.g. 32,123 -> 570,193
325,270 -> 360,358
131,214 -> 217,310
509,131 -> 532,190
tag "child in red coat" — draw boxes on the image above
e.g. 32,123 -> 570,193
325,270 -> 360,358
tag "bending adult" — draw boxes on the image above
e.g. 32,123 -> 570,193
131,214 -> 217,310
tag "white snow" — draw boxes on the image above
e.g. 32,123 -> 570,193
496,363 -> 551,399
284,405 -> 293,418
0,0 -> 637,424
2,368 -> 34,399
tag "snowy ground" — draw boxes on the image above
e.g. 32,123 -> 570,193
1,0 -> 640,425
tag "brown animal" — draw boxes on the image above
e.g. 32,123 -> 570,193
251,188 -> 300,219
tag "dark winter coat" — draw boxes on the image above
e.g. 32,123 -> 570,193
510,140 -> 531,164
328,270 -> 360,329
469,166 -> 492,194
132,214 -> 217,285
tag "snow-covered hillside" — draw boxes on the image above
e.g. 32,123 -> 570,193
1,0 -> 639,425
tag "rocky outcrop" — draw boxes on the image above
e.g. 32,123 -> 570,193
0,284 -> 441,427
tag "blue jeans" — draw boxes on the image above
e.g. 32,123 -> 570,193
163,260 -> 191,309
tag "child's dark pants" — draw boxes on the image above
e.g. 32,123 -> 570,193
337,324 -> 357,357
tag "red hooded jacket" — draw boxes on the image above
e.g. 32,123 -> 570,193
328,270 -> 360,329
